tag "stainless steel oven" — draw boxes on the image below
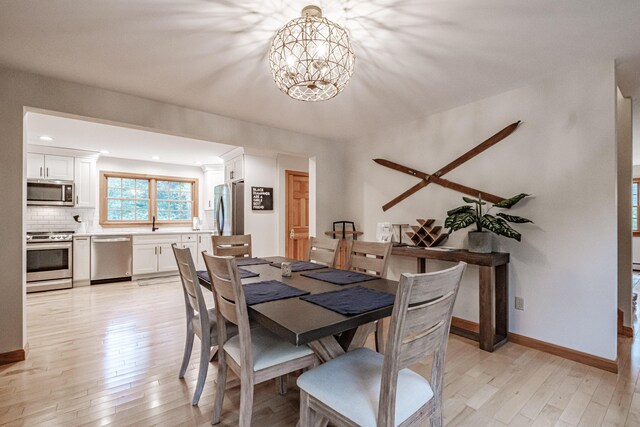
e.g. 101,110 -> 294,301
27,179 -> 75,206
26,231 -> 73,292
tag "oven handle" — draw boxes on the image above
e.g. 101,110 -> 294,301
27,242 -> 72,250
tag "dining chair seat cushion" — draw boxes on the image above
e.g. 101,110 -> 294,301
224,326 -> 315,372
297,347 -> 434,427
192,308 -> 238,342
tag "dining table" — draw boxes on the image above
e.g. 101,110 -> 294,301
197,256 -> 399,362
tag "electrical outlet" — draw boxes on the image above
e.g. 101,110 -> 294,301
514,297 -> 525,311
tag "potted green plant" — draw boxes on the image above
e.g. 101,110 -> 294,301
444,193 -> 532,253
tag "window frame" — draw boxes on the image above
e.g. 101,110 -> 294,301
634,178 -> 640,236
99,171 -> 199,227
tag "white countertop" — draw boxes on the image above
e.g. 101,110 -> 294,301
74,229 -> 215,237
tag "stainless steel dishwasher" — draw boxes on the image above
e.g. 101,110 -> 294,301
91,235 -> 132,283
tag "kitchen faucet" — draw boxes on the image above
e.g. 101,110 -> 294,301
152,215 -> 159,232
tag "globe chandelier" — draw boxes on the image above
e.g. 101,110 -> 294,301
269,5 -> 355,102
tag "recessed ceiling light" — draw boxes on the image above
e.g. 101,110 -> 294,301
151,156 -> 160,160
194,161 -> 202,166
39,135 -> 53,141
100,150 -> 110,154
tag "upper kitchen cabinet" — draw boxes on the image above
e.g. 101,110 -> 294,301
26,153 -> 45,179
202,165 -> 224,210
27,153 -> 74,181
74,157 -> 97,208
225,154 -> 244,182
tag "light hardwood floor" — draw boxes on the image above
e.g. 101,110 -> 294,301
0,280 -> 638,426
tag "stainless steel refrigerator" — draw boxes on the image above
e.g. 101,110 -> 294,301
213,182 -> 244,235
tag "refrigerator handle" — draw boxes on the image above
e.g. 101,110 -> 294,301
216,195 -> 225,235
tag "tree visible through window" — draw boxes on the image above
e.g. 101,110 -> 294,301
156,181 -> 193,221
100,172 -> 198,226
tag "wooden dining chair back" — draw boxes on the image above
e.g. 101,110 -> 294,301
212,234 -> 252,258
377,261 -> 466,426
297,262 -> 466,427
172,244 -> 220,405
202,252 -> 318,427
346,240 -> 392,277
307,236 -> 340,267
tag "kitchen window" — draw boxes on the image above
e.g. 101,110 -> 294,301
100,172 -> 198,226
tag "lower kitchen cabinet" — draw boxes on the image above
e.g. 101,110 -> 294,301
196,234 -> 212,270
73,236 -> 91,286
131,233 -> 212,276
158,243 -> 179,273
132,244 -> 159,275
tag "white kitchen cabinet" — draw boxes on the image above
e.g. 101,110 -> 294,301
157,243 -> 178,273
26,153 -> 74,181
132,244 -> 159,275
203,168 -> 224,210
181,242 -> 199,267
74,157 -> 96,208
196,234 -> 212,270
73,236 -> 91,286
225,154 -> 244,182
44,155 -> 74,180
27,153 -> 45,179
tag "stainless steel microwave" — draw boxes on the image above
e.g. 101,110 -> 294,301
27,179 -> 75,206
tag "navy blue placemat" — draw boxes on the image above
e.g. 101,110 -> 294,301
301,269 -> 378,286
269,260 -> 327,272
243,280 -> 310,305
235,257 -> 271,267
301,286 -> 395,316
196,268 -> 259,284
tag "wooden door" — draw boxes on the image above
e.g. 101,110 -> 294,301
285,170 -> 309,260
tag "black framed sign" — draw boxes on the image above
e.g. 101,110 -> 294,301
252,187 -> 273,211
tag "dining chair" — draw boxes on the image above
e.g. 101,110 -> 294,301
202,252 -> 319,427
307,236 -> 340,268
171,244 -> 237,406
212,234 -> 252,258
346,240 -> 393,352
297,262 -> 467,427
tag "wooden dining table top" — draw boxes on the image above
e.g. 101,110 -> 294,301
197,257 -> 398,347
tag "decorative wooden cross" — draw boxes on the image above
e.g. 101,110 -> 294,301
374,121 -> 520,211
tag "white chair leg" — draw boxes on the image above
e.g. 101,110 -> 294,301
276,374 -> 288,395
179,328 -> 195,379
192,343 -> 210,406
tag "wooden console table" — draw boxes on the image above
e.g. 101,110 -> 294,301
392,246 -> 509,352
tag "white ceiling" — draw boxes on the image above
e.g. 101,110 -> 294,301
3,1 -> 640,142
25,112 -> 236,165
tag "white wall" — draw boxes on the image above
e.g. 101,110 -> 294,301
344,62 -> 618,360
616,88 -> 633,327
0,66 -> 346,355
243,153 -> 278,257
276,154 -> 310,255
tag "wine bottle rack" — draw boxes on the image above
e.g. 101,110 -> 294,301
406,219 -> 449,247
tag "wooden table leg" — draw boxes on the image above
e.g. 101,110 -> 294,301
479,266 -> 494,351
307,337 -> 346,363
494,264 -> 509,347
348,323 -> 376,351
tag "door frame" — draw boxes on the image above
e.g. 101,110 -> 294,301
285,170 -> 309,258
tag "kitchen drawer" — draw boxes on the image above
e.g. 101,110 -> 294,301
132,234 -> 180,245
181,234 -> 198,243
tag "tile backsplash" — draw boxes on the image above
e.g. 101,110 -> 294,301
26,206 -> 215,233
26,207 -> 98,232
